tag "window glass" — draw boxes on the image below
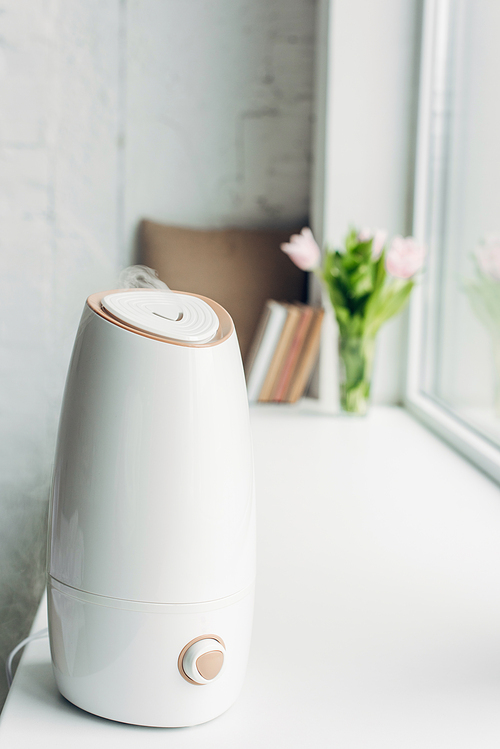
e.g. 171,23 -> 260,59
421,0 -> 500,447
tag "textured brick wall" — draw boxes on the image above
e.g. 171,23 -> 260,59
0,0 -> 124,708
0,0 -> 315,708
124,0 -> 315,251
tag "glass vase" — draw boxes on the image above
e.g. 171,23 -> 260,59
338,335 -> 376,415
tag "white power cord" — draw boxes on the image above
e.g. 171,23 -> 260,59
5,628 -> 48,688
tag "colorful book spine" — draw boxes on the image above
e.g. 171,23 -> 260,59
258,305 -> 302,402
284,308 -> 325,403
246,300 -> 324,404
271,306 -> 314,402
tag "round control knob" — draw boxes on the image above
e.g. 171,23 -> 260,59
178,636 -> 225,685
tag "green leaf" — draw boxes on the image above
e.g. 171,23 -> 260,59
320,229 -> 406,340
356,239 -> 373,260
344,227 -> 360,253
364,280 -> 414,337
349,264 -> 374,298
372,252 -> 387,294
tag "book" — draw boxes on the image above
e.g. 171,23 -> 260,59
284,308 -> 325,403
271,305 -> 315,401
244,303 -> 272,378
246,301 -> 288,402
258,304 -> 302,402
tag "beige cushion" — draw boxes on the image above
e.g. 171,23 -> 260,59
138,220 -> 307,361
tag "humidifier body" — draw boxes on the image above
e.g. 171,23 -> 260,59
47,289 -> 255,727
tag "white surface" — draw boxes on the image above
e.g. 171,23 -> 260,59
50,304 -> 254,603
4,407 -> 500,747
48,581 -> 253,727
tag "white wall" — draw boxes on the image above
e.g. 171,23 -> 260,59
124,0 -> 315,254
0,0 -> 316,708
311,0 -> 423,404
0,0 -> 123,709
0,1 -> 123,502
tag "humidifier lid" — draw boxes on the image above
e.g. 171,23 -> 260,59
101,290 -> 219,343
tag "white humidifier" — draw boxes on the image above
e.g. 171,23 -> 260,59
47,288 -> 255,727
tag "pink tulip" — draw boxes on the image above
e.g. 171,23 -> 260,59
386,236 -> 426,279
476,234 -> 500,281
281,227 -> 321,271
358,228 -> 388,259
358,228 -> 372,242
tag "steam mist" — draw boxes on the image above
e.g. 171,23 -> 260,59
118,265 -> 170,290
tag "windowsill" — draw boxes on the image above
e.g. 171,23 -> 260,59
2,406 -> 500,747
454,406 -> 500,448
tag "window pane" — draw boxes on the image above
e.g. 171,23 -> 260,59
421,0 -> 500,447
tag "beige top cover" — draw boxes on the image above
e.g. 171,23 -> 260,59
87,289 -> 234,348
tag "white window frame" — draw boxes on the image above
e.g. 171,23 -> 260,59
405,0 -> 500,484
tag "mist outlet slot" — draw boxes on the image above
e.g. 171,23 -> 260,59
153,311 -> 184,322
